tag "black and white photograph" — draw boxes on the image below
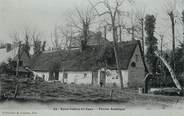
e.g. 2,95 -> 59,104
0,0 -> 184,115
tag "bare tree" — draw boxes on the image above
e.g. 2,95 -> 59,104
61,28 -> 75,50
10,31 -> 21,46
50,24 -> 76,50
67,5 -> 96,50
134,7 -> 146,54
10,27 -> 32,76
29,29 -> 46,55
10,27 -> 46,57
91,0 -> 128,89
165,0 -> 177,72
10,27 -> 32,45
51,26 -> 62,50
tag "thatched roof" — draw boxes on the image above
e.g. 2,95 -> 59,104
26,40 -> 145,72
118,41 -> 140,69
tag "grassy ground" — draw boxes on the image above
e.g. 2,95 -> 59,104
0,76 -> 183,107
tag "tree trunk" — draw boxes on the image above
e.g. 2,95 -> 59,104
104,26 -> 107,40
169,12 -> 176,72
141,19 -> 144,55
83,22 -> 89,48
16,59 -> 19,77
113,27 -> 124,89
171,19 -> 175,72
113,46 -> 124,89
119,26 -> 122,42
183,22 -> 184,41
16,42 -> 21,77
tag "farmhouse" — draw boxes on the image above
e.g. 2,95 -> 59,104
26,40 -> 147,88
0,38 -> 147,88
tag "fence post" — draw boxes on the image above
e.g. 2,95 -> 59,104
110,89 -> 113,100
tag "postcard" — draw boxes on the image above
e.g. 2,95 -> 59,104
0,0 -> 184,116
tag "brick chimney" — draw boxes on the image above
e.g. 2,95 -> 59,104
6,43 -> 12,52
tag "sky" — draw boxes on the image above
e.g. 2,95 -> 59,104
0,0 -> 184,49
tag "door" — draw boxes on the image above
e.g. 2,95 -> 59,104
49,72 -> 54,80
63,72 -> 68,83
123,74 -> 128,88
92,71 -> 98,85
100,71 -> 106,86
55,71 -> 59,80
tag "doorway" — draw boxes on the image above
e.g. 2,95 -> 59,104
92,71 -> 98,85
100,71 -> 106,87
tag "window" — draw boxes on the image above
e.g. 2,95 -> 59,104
106,71 -> 111,77
131,62 -> 136,68
49,71 -> 59,81
55,72 -> 59,80
19,61 -> 23,66
49,72 -> 54,80
63,73 -> 68,83
116,76 -> 118,79
64,73 -> 68,79
84,73 -> 87,78
42,74 -> 45,80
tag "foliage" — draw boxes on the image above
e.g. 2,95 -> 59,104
144,14 -> 158,73
155,50 -> 175,86
42,41 -> 46,51
33,40 -> 42,55
0,58 -> 16,74
175,41 -> 184,75
67,6 -> 96,49
176,10 -> 184,75
182,10 -> 184,25
0,63 -> 9,74
145,15 -> 156,36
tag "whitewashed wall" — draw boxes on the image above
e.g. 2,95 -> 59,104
122,70 -> 128,87
35,71 -> 92,84
59,72 -> 63,82
35,69 -> 128,87
66,71 -> 92,84
34,72 -> 49,81
97,68 -> 128,87
105,70 -> 121,86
